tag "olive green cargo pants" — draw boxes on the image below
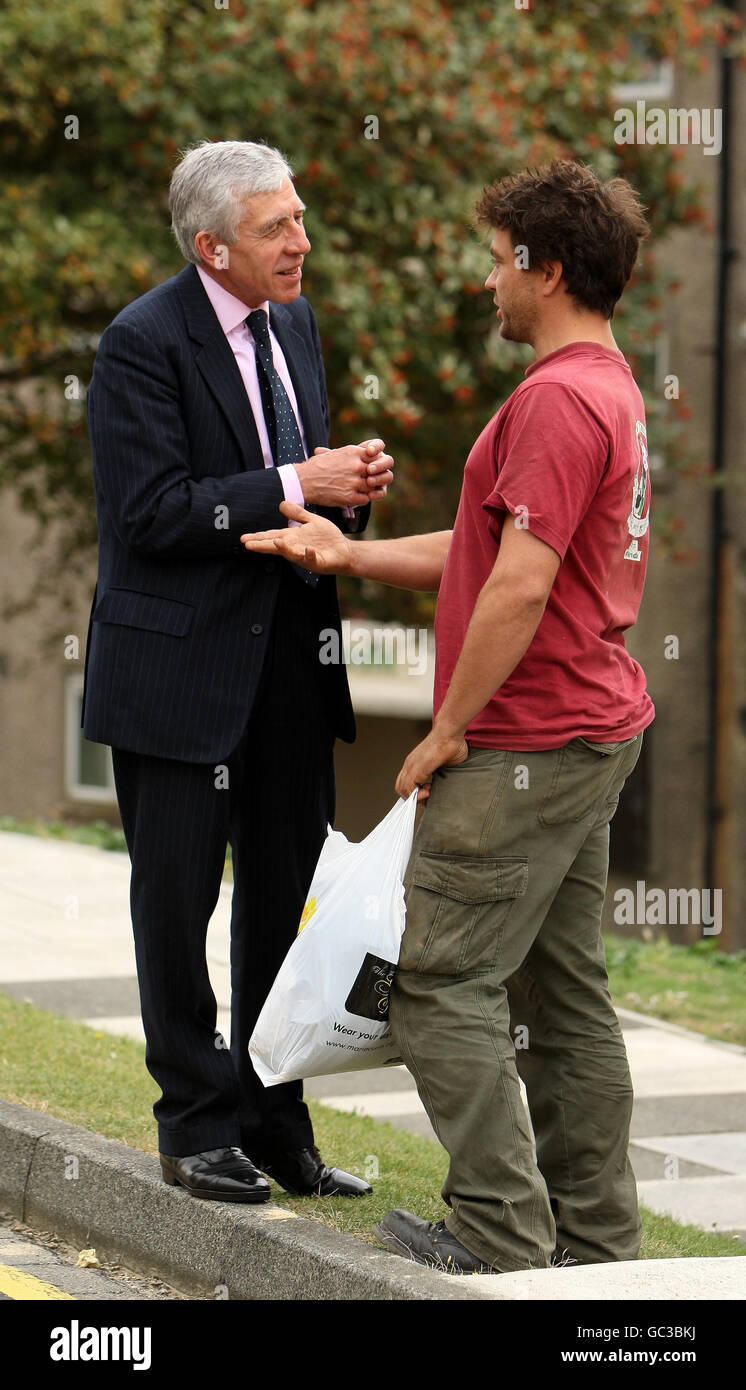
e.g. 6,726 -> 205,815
389,733 -> 644,1272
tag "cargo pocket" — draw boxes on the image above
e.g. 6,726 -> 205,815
399,851 -> 528,976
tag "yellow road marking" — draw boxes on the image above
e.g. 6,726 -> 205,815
0,1265 -> 76,1300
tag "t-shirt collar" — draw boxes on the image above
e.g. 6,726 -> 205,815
525,341 -> 628,377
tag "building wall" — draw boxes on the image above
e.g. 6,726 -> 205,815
0,499 -> 94,821
721,3 -> 746,953
334,715 -> 431,841
620,39 -> 745,947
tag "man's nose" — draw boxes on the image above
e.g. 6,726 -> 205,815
290,227 -> 311,254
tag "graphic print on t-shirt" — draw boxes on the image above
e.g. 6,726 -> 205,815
624,419 -> 650,563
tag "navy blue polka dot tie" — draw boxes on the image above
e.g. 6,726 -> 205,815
247,309 -> 318,587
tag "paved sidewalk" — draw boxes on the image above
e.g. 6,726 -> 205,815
1,830 -> 745,1240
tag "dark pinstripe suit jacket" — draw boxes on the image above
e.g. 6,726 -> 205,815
81,263 -> 367,762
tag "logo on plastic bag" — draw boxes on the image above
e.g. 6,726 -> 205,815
297,897 -> 317,934
345,953 -> 397,1022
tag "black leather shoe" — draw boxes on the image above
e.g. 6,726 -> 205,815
374,1208 -> 498,1273
160,1146 -> 271,1203
260,1145 -> 372,1197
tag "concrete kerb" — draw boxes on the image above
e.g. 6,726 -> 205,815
0,1099 -> 490,1301
2,1098 -> 745,1301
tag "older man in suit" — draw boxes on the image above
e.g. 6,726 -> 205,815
81,140 -> 393,1202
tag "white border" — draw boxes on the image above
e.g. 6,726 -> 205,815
64,673 -> 116,803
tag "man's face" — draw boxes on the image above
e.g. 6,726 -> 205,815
484,226 -> 540,345
201,177 -> 311,306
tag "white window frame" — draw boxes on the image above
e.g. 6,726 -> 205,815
64,673 -> 117,803
612,58 -> 675,104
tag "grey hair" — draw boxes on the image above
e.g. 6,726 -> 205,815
169,140 -> 294,264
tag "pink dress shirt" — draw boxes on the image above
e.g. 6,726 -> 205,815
196,266 -> 306,509
196,267 -> 356,522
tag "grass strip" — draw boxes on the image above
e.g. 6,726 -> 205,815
2,821 -> 744,1042
0,816 -> 128,852
0,994 -> 740,1260
605,933 -> 746,1046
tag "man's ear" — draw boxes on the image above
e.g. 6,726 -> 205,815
540,259 -> 564,297
194,230 -> 220,268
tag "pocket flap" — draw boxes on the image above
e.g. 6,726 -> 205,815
412,852 -> 527,905
93,587 -> 195,637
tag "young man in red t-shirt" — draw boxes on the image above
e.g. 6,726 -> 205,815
242,160 -> 654,1275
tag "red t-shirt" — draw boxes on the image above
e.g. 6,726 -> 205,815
434,341 -> 655,750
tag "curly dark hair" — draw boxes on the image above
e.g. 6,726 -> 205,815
473,160 -> 650,319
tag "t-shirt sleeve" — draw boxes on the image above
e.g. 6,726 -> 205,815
482,382 -> 609,560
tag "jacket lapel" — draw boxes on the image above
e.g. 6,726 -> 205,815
175,264 -> 326,465
176,265 -> 263,470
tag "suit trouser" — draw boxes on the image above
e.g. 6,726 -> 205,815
389,732 -> 644,1272
111,565 -> 336,1158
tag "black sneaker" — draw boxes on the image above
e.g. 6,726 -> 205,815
374,1208 -> 498,1274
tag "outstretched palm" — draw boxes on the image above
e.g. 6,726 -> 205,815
240,501 -> 352,575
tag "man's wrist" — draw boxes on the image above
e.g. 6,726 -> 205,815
292,460 -> 317,504
326,532 -> 361,578
432,713 -> 468,742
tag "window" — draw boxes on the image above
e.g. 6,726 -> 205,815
64,674 -> 116,802
611,37 -> 674,103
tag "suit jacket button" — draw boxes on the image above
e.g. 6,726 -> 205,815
250,623 -> 263,636
264,560 -> 276,573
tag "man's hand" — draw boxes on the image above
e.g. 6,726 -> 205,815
293,438 -> 393,508
394,729 -> 469,802
241,502 -> 353,573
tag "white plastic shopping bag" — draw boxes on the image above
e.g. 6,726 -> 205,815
249,790 -> 419,1086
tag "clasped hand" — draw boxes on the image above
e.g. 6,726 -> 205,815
295,438 -> 393,509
